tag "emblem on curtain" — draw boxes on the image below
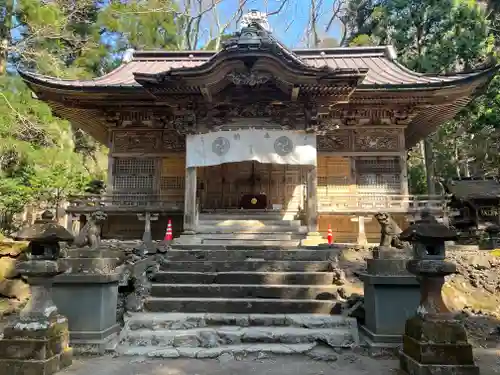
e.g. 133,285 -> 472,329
274,136 -> 294,156
212,137 -> 230,156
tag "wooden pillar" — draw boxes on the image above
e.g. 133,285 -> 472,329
107,131 -> 114,195
399,130 -> 409,196
400,153 -> 409,196
423,138 -> 436,195
357,216 -> 368,246
184,166 -> 197,233
306,165 -> 318,234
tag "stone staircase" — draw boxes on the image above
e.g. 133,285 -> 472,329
115,211 -> 359,358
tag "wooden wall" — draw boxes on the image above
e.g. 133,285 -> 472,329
317,213 -> 409,244
316,154 -> 403,205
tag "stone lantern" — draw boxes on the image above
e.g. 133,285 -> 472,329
0,210 -> 74,375
398,211 -> 479,375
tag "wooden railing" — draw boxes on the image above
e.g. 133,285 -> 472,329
66,193 -> 184,213
318,194 -> 450,214
67,193 -> 450,215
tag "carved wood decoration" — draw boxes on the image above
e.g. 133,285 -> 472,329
112,130 -> 162,153
328,107 -> 415,126
111,127 -> 404,154
112,130 -> 184,153
105,105 -> 415,138
354,129 -> 401,151
317,130 -> 352,152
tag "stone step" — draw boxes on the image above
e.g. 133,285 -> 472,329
117,343 -> 318,358
199,213 -> 288,220
170,244 -> 305,251
150,284 -> 339,299
160,260 -> 332,272
195,226 -> 307,234
152,272 -> 336,285
145,297 -> 337,314
198,219 -> 301,227
200,240 -> 301,246
120,326 -> 355,350
124,312 -> 355,330
190,233 -> 294,240
166,249 -> 339,262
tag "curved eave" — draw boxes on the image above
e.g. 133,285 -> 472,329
357,64 -> 499,91
18,69 -> 142,93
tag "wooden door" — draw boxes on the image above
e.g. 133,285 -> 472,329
200,162 -> 305,210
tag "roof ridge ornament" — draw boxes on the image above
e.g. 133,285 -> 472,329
239,10 -> 271,32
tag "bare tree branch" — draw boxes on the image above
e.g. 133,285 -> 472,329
267,0 -> 291,16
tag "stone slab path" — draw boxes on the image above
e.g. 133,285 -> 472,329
60,349 -> 500,375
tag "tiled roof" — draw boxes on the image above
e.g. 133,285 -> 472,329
446,178 -> 500,200
19,46 -> 486,89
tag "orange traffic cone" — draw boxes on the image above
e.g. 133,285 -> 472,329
164,219 -> 173,242
327,224 -> 333,245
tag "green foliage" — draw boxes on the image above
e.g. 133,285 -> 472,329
373,0 -> 493,73
98,0 -> 179,52
0,0 -> 183,228
343,0 -> 499,191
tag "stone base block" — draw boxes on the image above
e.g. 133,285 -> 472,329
69,324 -> 121,355
399,350 -> 479,375
400,316 -> 479,375
0,348 -> 72,375
359,324 -> 402,348
0,316 -> 72,375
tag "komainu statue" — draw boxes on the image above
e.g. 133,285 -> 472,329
74,210 -> 107,250
374,212 -> 407,249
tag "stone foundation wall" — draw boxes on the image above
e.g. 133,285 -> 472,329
0,240 -> 29,316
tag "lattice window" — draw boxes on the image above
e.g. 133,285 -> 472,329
113,175 -> 154,190
356,157 -> 401,174
160,176 -> 185,190
318,176 -> 349,187
357,173 -> 400,192
114,158 -> 155,175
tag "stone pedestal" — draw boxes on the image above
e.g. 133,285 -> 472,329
358,248 -> 420,348
52,248 -> 121,354
400,316 -> 478,375
399,261 -> 479,375
0,260 -> 72,375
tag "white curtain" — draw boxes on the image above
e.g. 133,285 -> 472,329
186,129 -> 317,168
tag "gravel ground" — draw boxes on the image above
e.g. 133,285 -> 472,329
59,349 -> 500,375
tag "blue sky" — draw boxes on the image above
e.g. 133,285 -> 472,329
203,0 -> 342,48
